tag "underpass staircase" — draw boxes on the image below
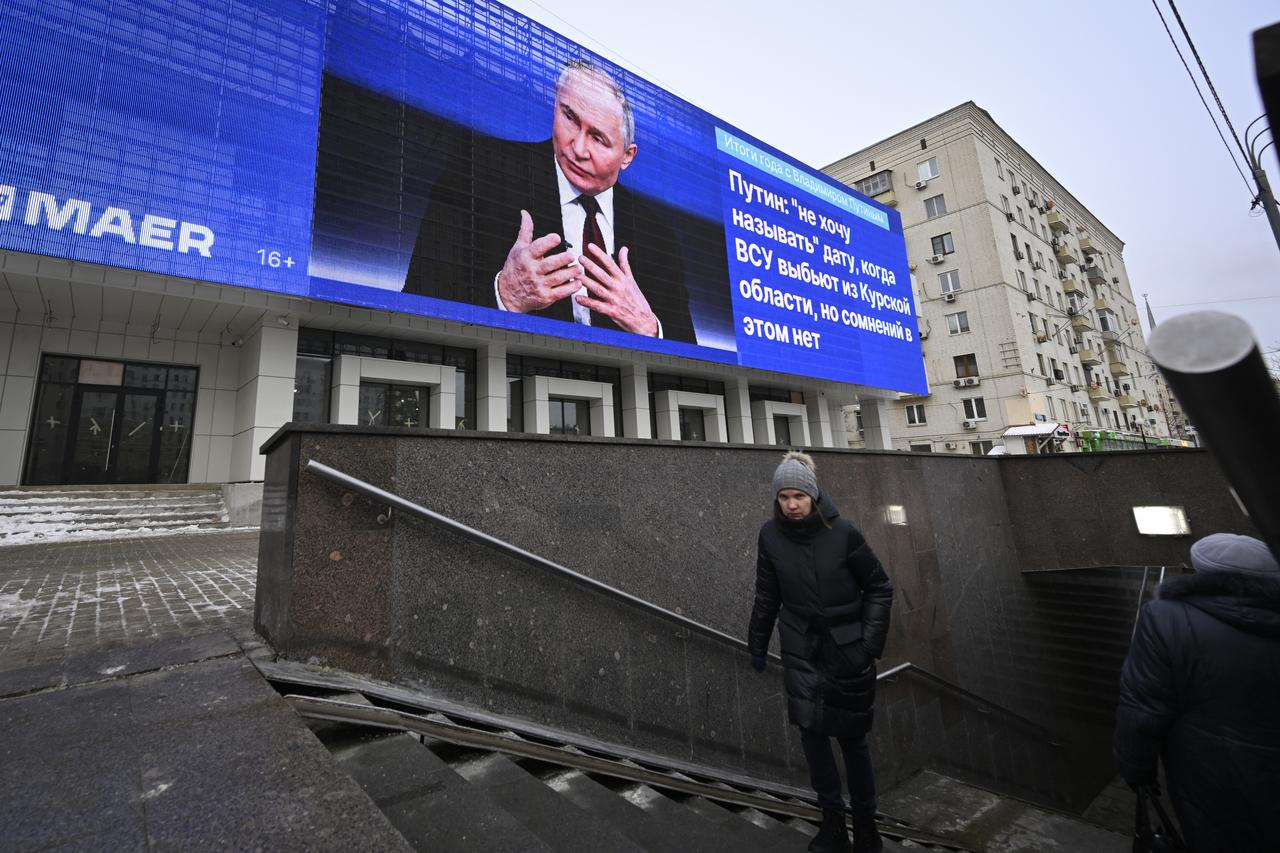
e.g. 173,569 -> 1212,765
254,460 -> 1134,851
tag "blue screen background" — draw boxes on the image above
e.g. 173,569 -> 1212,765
0,0 -> 926,394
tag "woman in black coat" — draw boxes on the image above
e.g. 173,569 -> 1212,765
748,451 -> 894,853
1114,533 -> 1280,853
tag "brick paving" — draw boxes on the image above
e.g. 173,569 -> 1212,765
0,531 -> 259,672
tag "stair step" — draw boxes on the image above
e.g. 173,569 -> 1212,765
443,750 -> 647,853
612,782 -> 789,853
332,732 -> 556,853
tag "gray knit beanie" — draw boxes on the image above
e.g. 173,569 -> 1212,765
1190,533 -> 1279,576
772,450 -> 819,500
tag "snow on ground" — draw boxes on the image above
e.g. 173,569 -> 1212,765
0,522 -> 255,548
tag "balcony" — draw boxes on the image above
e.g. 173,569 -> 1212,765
872,188 -> 898,208
1087,383 -> 1110,401
1048,211 -> 1070,233
1116,394 -> 1139,408
1054,243 -> 1079,266
1062,277 -> 1083,295
1108,358 -> 1130,377
1078,236 -> 1100,257
1077,347 -> 1102,366
1070,312 -> 1094,332
1085,264 -> 1106,284
1093,295 -> 1110,312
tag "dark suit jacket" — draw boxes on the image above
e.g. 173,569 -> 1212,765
404,135 -> 696,343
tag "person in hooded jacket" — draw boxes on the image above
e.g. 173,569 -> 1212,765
1114,532 -> 1280,853
748,451 -> 894,853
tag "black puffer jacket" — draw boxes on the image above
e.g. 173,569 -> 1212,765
1115,570 -> 1280,853
747,493 -> 894,738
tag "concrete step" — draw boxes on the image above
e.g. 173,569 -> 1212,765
881,769 -> 1130,853
442,748 -> 648,853
331,732 -> 556,853
0,486 -> 230,545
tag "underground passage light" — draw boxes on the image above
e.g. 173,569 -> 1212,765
1132,506 -> 1191,537
883,505 -> 908,526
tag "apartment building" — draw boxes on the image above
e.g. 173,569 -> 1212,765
825,102 -> 1177,454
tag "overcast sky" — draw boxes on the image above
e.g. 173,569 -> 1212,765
502,0 -> 1280,353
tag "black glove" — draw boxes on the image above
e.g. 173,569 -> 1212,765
750,654 -> 766,673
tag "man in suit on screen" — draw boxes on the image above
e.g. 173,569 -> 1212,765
404,59 -> 696,343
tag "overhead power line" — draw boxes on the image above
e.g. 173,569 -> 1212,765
1166,0 -> 1251,165
1150,0 -> 1254,197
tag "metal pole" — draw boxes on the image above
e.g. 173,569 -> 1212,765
1252,164 -> 1280,256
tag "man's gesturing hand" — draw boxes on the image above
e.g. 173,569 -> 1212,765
497,210 -> 581,313
576,244 -> 660,337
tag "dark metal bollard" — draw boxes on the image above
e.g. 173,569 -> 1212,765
1148,311 -> 1280,561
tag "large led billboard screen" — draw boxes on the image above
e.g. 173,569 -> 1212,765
0,0 -> 926,394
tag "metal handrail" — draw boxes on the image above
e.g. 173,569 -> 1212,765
1022,564 -> 1189,574
877,662 -> 1063,744
304,458 -> 1068,747
305,459 -> 757,657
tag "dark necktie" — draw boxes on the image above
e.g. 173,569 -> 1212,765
578,194 -> 605,262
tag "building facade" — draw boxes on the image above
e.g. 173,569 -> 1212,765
0,246 -> 896,487
825,103 -> 1178,454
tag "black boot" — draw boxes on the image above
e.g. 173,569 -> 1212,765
808,809 -> 851,853
850,813 -> 883,852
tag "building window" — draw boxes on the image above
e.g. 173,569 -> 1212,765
1098,309 -> 1120,333
970,440 -> 994,455
906,404 -> 926,425
1030,313 -> 1040,335
1017,269 -> 1028,290
549,398 -> 591,436
962,396 -> 988,420
1010,234 -> 1022,258
1047,396 -> 1056,419
931,233 -> 955,255
924,194 -> 947,218
995,159 -> 1004,179
292,356 -> 331,423
854,169 -> 893,197
358,383 -> 429,428
918,157 -> 940,182
910,443 -> 933,452
939,270 -> 961,293
1036,353 -> 1046,374
1001,195 -> 1010,213
946,311 -> 969,335
1017,207 -> 1025,226
954,353 -> 979,378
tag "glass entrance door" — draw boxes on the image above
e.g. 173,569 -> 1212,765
67,389 -> 162,484
69,390 -> 120,484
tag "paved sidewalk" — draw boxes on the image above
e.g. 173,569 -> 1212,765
0,531 -> 258,696
0,530 -> 412,852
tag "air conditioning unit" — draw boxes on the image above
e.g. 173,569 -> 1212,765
1112,276 -> 1120,284
1057,270 -> 1067,280
953,379 -> 964,388
1014,251 -> 1025,260
1032,262 -> 1044,271
1068,345 -> 1079,354
1025,291 -> 1035,301
1036,333 -> 1048,343
1038,206 -> 1046,214
943,293 -> 956,303
962,419 -> 977,429
919,330 -> 929,340
1012,186 -> 1022,194
915,180 -> 928,190
1004,212 -> 1014,222
1148,418 -> 1158,426
928,253 -> 946,264
1070,383 -> 1082,392
944,441 -> 958,450
1067,307 -> 1077,316
963,376 -> 980,386
1046,377 -> 1056,385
